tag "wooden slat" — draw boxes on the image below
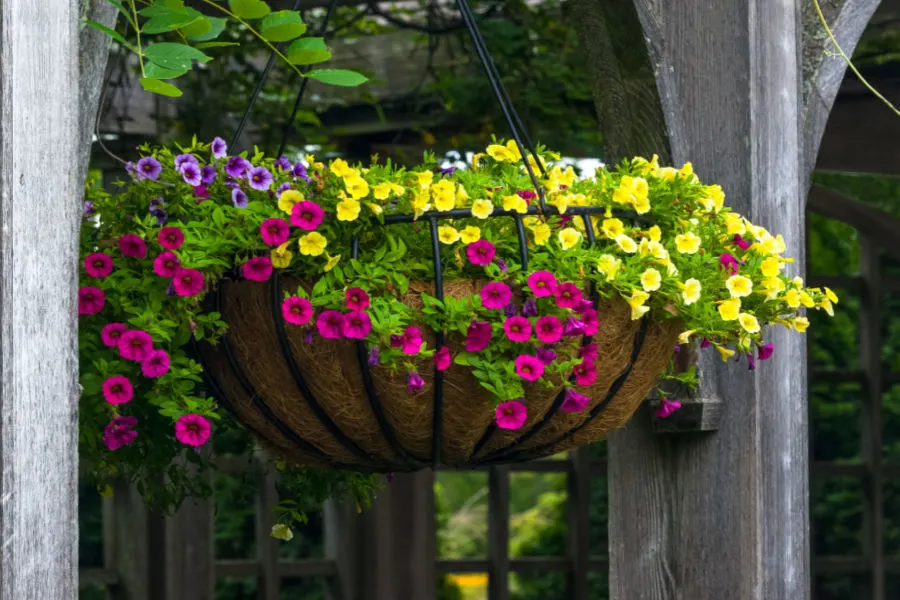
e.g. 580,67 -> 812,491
567,449 -> 591,600
278,560 -> 338,578
808,274 -> 865,294
814,556 -> 900,575
437,557 -> 611,575
77,568 -> 119,587
438,459 -> 574,474
256,469 -> 280,600
487,466 -> 510,600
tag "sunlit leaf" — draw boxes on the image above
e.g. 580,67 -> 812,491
287,37 -> 331,65
186,16 -> 226,41
306,69 -> 368,87
228,0 -> 271,20
139,77 -> 183,97
260,10 -> 307,42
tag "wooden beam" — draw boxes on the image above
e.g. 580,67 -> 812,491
807,185 -> 900,261
0,1 -> 81,598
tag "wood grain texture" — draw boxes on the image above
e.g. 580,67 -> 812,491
0,1 -> 81,598
78,0 -> 117,189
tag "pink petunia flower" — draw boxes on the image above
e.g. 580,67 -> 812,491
79,286 -> 105,315
84,253 -> 113,278
119,234 -> 147,259
495,400 -> 528,430
101,323 -> 128,348
173,268 -> 205,297
345,287 -> 370,311
719,253 -> 741,275
503,316 -> 532,342
700,337 -> 711,349
260,218 -> 290,246
563,316 -> 586,337
175,413 -> 212,447
554,283 -> 583,309
466,240 -> 496,266
118,330 -> 153,362
573,360 -> 597,386
282,296 -> 313,325
758,343 -> 774,361
435,346 -> 451,371
582,309 -> 599,336
153,251 -> 181,278
158,227 -> 185,250
733,234 -> 751,250
397,325 -> 423,355
141,349 -> 170,378
291,201 -> 325,230
535,315 -> 563,344
655,398 -> 682,419
527,271 -> 557,297
407,371 -> 425,394
342,311 -> 372,339
579,343 -> 598,361
515,354 -> 545,381
561,388 -> 590,413
102,375 -> 133,405
465,320 -> 493,352
316,310 -> 344,339
481,282 -> 512,310
575,299 -> 595,314
103,416 -> 138,450
193,184 -> 210,200
242,257 -> 273,282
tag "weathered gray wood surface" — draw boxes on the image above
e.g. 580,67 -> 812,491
0,2 -> 81,598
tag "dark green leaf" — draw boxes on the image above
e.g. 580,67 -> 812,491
178,15 -> 213,39
139,0 -> 185,15
144,43 -> 211,70
139,78 -> 183,97
260,10 -> 306,42
186,16 -> 226,41
287,37 -> 331,65
142,7 -> 203,34
195,41 -> 240,49
84,20 -> 128,46
144,62 -> 188,80
228,0 -> 271,20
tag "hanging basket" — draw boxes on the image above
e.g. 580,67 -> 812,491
195,275 -> 680,472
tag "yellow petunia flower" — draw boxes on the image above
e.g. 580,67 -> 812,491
298,232 -> 327,256
503,194 -> 528,214
647,225 -> 662,242
471,153 -> 485,170
675,232 -> 702,254
486,143 -> 518,163
531,223 -> 551,245
678,329 -> 696,344
373,182 -> 393,200
323,253 -> 341,272
718,298 -> 741,321
784,288 -> 801,308
680,278 -> 702,305
724,212 -> 746,235
278,189 -> 304,215
799,291 -> 815,308
365,202 -> 383,215
793,316 -> 810,332
760,256 -> 782,278
597,254 -> 620,281
471,199 -> 494,219
698,184 -> 725,213
270,242 -> 293,268
601,218 -> 624,238
824,287 -> 839,304
615,234 -> 638,254
336,198 -> 361,222
271,524 -> 294,541
344,174 -> 370,200
627,290 -> 650,320
549,193 -> 568,214
738,312 -> 760,334
714,344 -> 735,362
726,275 -> 753,298
438,226 -> 460,244
657,166 -> 678,181
819,298 -> 835,316
558,165 -> 576,187
456,185 -> 469,206
329,158 -> 352,178
640,268 -> 662,292
432,180 -> 456,211
459,226 -> 481,244
761,276 -> 785,300
558,228 -> 582,250
415,171 -> 434,189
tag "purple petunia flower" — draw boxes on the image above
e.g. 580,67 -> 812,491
495,257 -> 508,273
521,298 -> 538,317
166,280 -> 177,296
747,352 -> 757,371
504,303 -> 517,318
175,153 -> 198,171
440,166 -> 457,176
136,156 -> 162,180
563,316 -> 586,337
368,346 -> 380,366
232,188 -> 248,209
275,155 -> 292,171
248,166 -> 273,191
211,137 -> 227,159
292,162 -> 309,181
225,156 -> 250,178
150,207 -> 168,226
200,165 -> 217,185
83,201 -> 95,218
536,346 -> 557,365
277,182 -> 292,195
125,161 -> 138,178
407,371 -> 425,394
149,196 -> 164,209
181,162 -> 202,186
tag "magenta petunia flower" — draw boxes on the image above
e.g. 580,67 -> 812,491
554,283 -> 583,309
260,218 -> 290,246
535,315 -> 563,344
118,329 -> 153,362
101,323 -> 128,348
495,400 -> 528,430
291,201 -> 325,230
561,388 -> 590,413
573,360 -> 597,386
719,253 -> 741,275
518,190 -> 536,201
225,156 -> 249,178
103,416 -> 138,450
142,349 -> 170,378
232,187 -> 248,209
435,346 -> 451,371
527,270 -> 557,297
193,185 -> 210,200
84,253 -> 113,278
466,240 -> 496,266
579,343 -> 598,361
248,166 -> 273,191
282,296 -> 313,325
175,153 -> 198,171
345,287 -> 370,311
316,310 -> 344,339
536,346 -> 557,365
342,311 -> 372,339
173,268 -> 205,297
575,299 -> 594,314
211,137 -> 227,159
503,316 -> 532,342
102,375 -> 133,405
400,325 -> 423,355
79,286 -> 105,315
153,251 -> 181,278
242,257 -> 273,282
158,227 -> 185,250
465,320 -> 493,352
481,282 -> 512,310
655,398 -> 682,419
582,309 -> 599,336
700,337 -> 711,349
201,165 -> 217,185
733,234 -> 751,250
175,413 -> 212,447
758,343 -> 774,361
407,371 -> 425,394
119,234 -> 147,259
136,156 -> 161,180
515,354 -> 545,381
747,352 -> 757,371
563,316 -> 586,337
180,162 -> 202,186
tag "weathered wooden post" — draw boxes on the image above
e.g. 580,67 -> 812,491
568,0 -> 881,597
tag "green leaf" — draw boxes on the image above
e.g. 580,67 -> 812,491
178,15 -> 213,39
139,78 -> 183,97
139,0 -> 185,14
260,10 -> 306,42
144,62 -> 188,80
195,41 -> 240,49
84,20 -> 128,46
142,7 -> 204,35
144,43 -> 211,70
105,0 -> 135,26
287,37 -> 331,65
228,0 -> 271,20
187,16 -> 226,41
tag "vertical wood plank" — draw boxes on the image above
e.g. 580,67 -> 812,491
164,494 -> 215,600
567,450 -> 591,600
107,482 -> 163,600
0,1 -> 80,598
488,466 -> 510,600
325,499 -> 361,600
256,468 -> 281,600
859,239 -> 884,600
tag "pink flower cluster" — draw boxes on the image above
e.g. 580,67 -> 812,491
289,288 -> 375,341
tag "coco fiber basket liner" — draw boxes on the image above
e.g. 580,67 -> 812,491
195,275 -> 681,472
